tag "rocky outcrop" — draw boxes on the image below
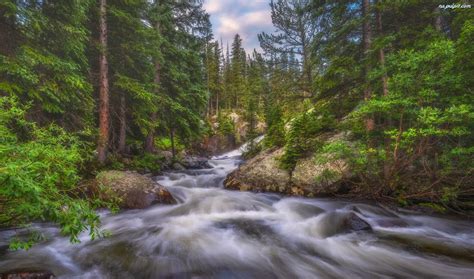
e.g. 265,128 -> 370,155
89,171 -> 176,209
224,136 -> 351,197
198,134 -> 237,155
225,148 -> 290,193
195,112 -> 266,156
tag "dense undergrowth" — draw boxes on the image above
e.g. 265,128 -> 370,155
0,97 -> 107,248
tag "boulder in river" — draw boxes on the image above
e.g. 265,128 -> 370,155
90,170 -> 176,209
225,148 -> 290,193
181,156 -> 213,169
171,162 -> 186,171
317,211 -> 372,237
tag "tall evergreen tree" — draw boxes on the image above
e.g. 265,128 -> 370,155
0,0 -> 93,128
258,0 -> 318,96
97,0 -> 110,163
230,34 -> 245,109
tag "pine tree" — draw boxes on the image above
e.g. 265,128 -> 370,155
245,50 -> 266,140
223,42 -> 232,110
0,0 -> 93,128
205,40 -> 222,116
144,0 -> 164,153
97,0 -> 110,163
154,0 -> 211,157
230,34 -> 245,109
362,0 -> 374,133
258,0 -> 318,96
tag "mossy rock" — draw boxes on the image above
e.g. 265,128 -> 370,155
92,170 -> 176,209
224,138 -> 350,197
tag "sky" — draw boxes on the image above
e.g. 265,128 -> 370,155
204,0 -> 274,53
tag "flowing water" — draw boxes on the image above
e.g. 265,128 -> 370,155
1,145 -> 474,278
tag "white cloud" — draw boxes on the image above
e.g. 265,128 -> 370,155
204,0 -> 273,53
236,0 -> 269,9
242,10 -> 272,26
204,0 -> 222,13
218,17 -> 241,36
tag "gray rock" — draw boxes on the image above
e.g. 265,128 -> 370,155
318,211 -> 372,237
91,171 -> 176,209
182,156 -> 213,169
224,133 -> 351,197
172,162 -> 186,171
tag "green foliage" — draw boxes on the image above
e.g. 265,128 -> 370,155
229,34 -> 246,109
418,203 -> 447,213
340,31 -> 474,201
264,105 -> 285,147
8,230 -> 45,251
0,0 -> 213,247
314,168 -> 340,186
0,0 -> 93,129
0,96 -> 104,244
242,141 -> 263,160
156,137 -> 185,154
280,109 -> 334,173
105,154 -> 126,171
316,139 -> 371,179
259,0 -> 315,92
130,153 -> 162,173
217,113 -> 235,136
156,137 -> 173,150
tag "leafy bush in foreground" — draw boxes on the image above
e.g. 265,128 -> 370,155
0,96 -> 104,248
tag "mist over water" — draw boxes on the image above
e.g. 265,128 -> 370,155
1,144 -> 474,278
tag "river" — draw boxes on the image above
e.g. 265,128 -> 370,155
1,145 -> 474,278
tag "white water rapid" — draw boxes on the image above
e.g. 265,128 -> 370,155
1,144 -> 473,278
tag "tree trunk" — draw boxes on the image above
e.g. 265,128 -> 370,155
216,90 -> 219,115
144,63 -> 158,154
206,41 -> 211,117
208,94 -> 213,118
0,8 -> 17,56
376,2 -> 391,182
300,24 -> 312,96
144,12 -> 161,153
434,7 -> 442,32
362,0 -> 374,132
118,94 -> 126,154
97,0 -> 110,164
144,69 -> 158,153
376,8 -> 388,97
170,128 -> 176,159
144,114 -> 156,153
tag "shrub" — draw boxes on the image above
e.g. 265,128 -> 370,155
334,37 -> 474,205
0,96 -> 104,248
264,105 -> 285,148
130,153 -> 162,173
217,113 -> 235,136
280,108 -> 334,174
